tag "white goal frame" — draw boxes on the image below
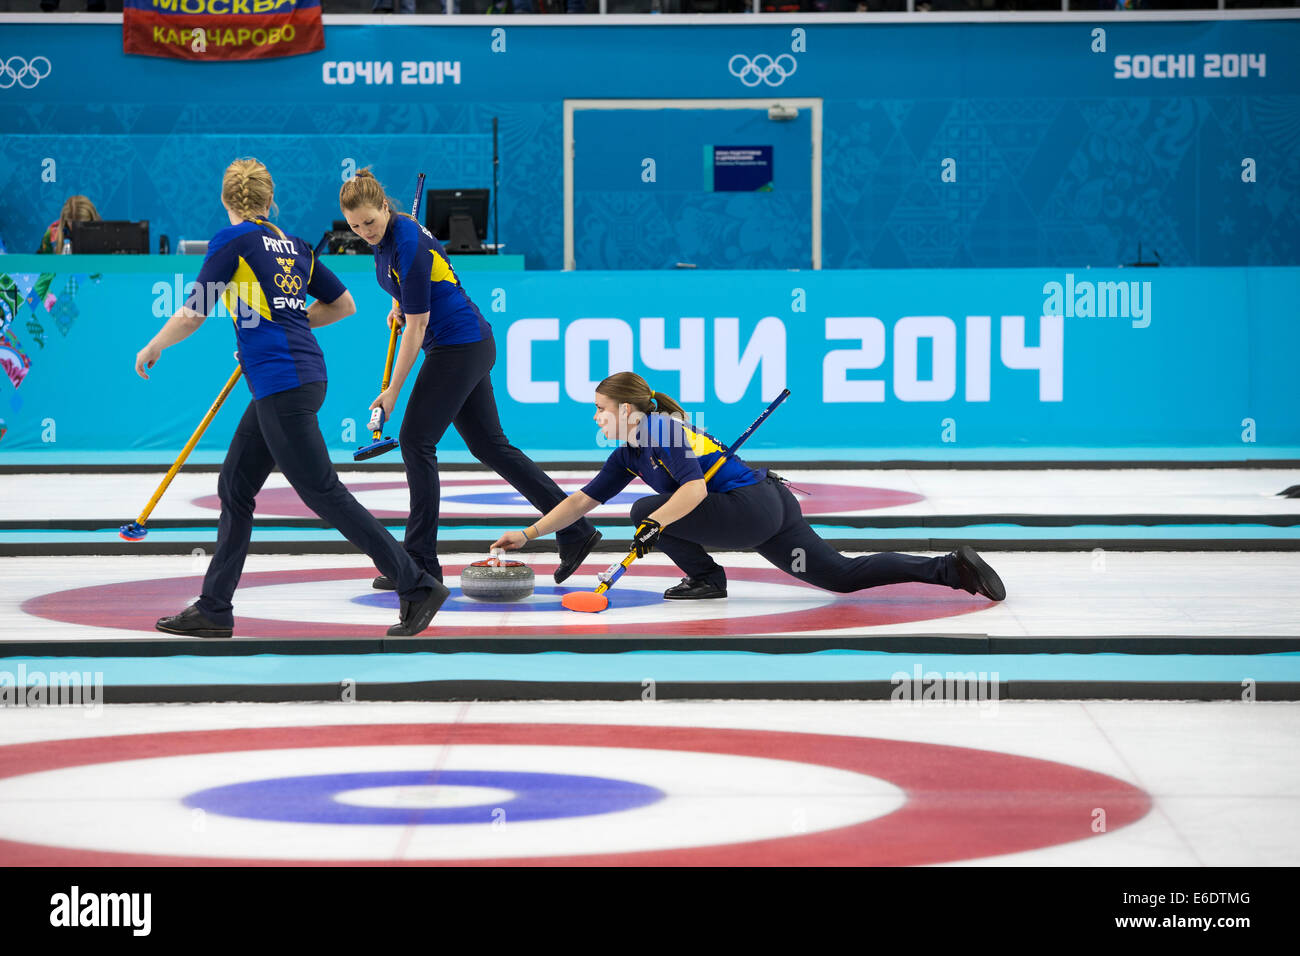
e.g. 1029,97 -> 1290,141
563,97 -> 824,271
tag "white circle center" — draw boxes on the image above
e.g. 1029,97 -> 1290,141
333,785 -> 515,809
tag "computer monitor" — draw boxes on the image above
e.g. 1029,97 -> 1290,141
66,220 -> 150,254
316,220 -> 370,255
425,188 -> 489,253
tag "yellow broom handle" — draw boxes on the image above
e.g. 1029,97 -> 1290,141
701,455 -> 727,482
380,319 -> 399,391
133,365 -> 243,525
593,451 -> 731,596
372,319 -> 400,439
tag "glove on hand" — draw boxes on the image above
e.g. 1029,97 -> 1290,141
632,518 -> 662,558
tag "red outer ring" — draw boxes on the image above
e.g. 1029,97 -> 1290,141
22,564 -> 988,638
0,723 -> 1151,867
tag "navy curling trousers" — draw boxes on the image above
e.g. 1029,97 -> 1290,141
398,335 -> 596,579
197,380 -> 435,625
628,476 -> 961,593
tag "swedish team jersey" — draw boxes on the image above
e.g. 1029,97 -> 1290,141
371,214 -> 491,351
188,219 -> 346,400
581,413 -> 766,503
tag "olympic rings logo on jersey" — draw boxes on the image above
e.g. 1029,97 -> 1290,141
274,273 -> 303,295
1,56 -> 52,90
728,54 -> 797,88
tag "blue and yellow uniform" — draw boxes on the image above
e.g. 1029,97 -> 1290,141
584,412 -> 961,598
371,214 -> 491,349
188,218 -> 340,399
582,414 -> 766,502
187,216 -> 439,628
366,211 -> 597,582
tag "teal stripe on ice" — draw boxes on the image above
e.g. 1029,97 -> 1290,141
2,651 -> 1298,687
804,524 -> 1300,540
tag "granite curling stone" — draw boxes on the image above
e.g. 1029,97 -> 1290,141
460,558 -> 535,602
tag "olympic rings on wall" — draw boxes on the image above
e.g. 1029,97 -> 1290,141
728,54 -> 797,88
0,56 -> 52,90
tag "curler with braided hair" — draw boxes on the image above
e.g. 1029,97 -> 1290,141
221,158 -> 277,221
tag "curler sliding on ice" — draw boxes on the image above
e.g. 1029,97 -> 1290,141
563,387 -> 789,613
491,372 -> 1006,614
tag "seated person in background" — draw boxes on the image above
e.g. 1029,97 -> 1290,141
37,195 -> 100,254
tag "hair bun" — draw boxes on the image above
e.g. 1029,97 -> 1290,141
355,168 -> 375,180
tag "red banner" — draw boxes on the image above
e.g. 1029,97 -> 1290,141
123,0 -> 324,62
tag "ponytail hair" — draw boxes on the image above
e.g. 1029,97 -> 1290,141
222,158 -> 277,221
339,167 -> 414,223
595,371 -> 687,421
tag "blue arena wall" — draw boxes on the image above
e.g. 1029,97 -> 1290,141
2,16 -> 1298,458
1,257 -> 1297,456
0,17 -> 1298,270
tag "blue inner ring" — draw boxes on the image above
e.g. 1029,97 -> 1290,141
183,769 -> 666,825
353,585 -> 665,612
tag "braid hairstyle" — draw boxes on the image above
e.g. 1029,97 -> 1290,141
221,158 -> 276,221
595,371 -> 688,421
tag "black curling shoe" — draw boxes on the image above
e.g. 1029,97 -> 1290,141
555,530 -> 603,584
952,545 -> 1007,602
663,577 -> 728,600
387,580 -> 452,637
156,604 -> 233,639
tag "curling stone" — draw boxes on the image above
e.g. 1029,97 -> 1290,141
460,558 -> 535,603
